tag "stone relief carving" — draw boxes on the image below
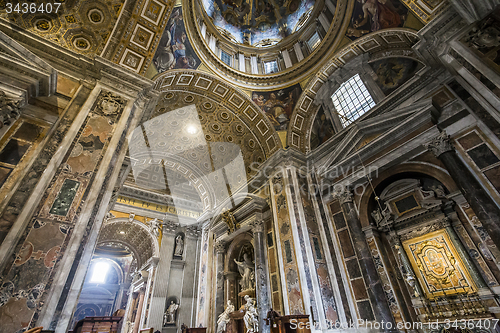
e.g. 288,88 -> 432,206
149,218 -> 161,238
465,18 -> 500,49
333,186 -> 353,205
0,90 -> 21,128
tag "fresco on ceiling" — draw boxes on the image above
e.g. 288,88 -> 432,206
369,57 -> 420,95
202,0 -> 315,46
153,7 -> 200,73
347,0 -> 408,40
252,84 -> 302,131
310,106 -> 335,150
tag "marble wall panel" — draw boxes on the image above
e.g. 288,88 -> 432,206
0,89 -> 127,333
271,173 -> 304,315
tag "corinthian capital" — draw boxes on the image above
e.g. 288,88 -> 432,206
425,131 -> 454,158
334,186 -> 353,205
249,220 -> 265,234
0,90 -> 21,128
215,241 -> 226,254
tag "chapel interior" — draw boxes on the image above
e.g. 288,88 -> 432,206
1,0 -> 500,333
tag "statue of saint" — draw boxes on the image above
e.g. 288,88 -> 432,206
174,235 -> 184,257
234,253 -> 255,291
243,295 -> 258,333
216,300 -> 235,333
165,301 -> 179,324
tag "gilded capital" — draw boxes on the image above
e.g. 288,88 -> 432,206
425,131 -> 454,158
334,186 -> 353,205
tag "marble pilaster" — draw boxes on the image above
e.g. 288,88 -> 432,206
147,221 -> 178,330
215,241 -> 226,321
250,220 -> 271,333
335,187 -> 396,328
426,131 -> 500,252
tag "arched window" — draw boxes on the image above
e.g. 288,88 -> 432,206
331,74 -> 376,127
90,261 -> 110,283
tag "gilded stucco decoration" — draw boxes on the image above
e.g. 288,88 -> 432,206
102,0 -> 175,75
288,29 -> 421,152
403,229 -> 477,299
153,70 -> 282,159
0,0 -> 124,56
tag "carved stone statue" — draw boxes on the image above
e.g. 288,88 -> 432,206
150,218 -> 160,238
216,300 -> 235,333
165,300 -> 179,324
243,295 -> 258,333
234,253 -> 255,291
174,235 -> 184,257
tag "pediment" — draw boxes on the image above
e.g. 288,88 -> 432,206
318,100 -> 436,175
0,30 -> 56,101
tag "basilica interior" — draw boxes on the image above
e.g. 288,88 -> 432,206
1,0 -> 500,333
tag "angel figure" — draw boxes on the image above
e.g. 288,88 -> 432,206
243,295 -> 258,333
217,300 -> 235,333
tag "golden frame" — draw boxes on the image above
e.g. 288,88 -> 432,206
402,229 -> 477,299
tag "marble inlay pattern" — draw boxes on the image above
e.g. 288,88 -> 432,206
270,173 -> 304,315
0,90 -> 127,332
288,170 -> 318,321
297,174 -> 338,322
365,236 -> 404,325
196,229 -> 210,326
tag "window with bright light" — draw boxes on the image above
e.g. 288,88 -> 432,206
264,60 -> 278,74
221,51 -> 231,66
331,74 -> 376,127
90,261 -> 110,283
307,32 -> 321,50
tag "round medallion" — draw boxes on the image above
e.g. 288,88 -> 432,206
184,95 -> 194,103
73,37 -> 91,50
88,9 -> 104,24
34,19 -> 51,32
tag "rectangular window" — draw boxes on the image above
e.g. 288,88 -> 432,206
264,60 -> 278,74
220,50 -> 231,66
331,74 -> 376,127
307,31 -> 321,50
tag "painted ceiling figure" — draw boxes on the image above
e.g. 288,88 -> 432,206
354,0 -> 403,31
234,252 -> 255,291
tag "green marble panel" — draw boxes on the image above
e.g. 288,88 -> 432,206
50,179 -> 80,216
284,240 -> 292,263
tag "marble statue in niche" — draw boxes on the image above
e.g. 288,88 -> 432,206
243,295 -> 258,333
164,300 -> 179,325
216,300 -> 235,333
174,235 -> 184,257
234,252 -> 255,291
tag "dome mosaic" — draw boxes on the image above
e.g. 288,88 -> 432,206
201,0 -> 315,46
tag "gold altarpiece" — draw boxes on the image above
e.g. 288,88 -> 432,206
403,229 -> 477,300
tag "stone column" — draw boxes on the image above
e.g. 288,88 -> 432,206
336,187 -> 396,328
426,131 -> 500,251
133,289 -> 146,333
215,241 -> 226,321
147,220 -> 177,330
251,220 -> 271,333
